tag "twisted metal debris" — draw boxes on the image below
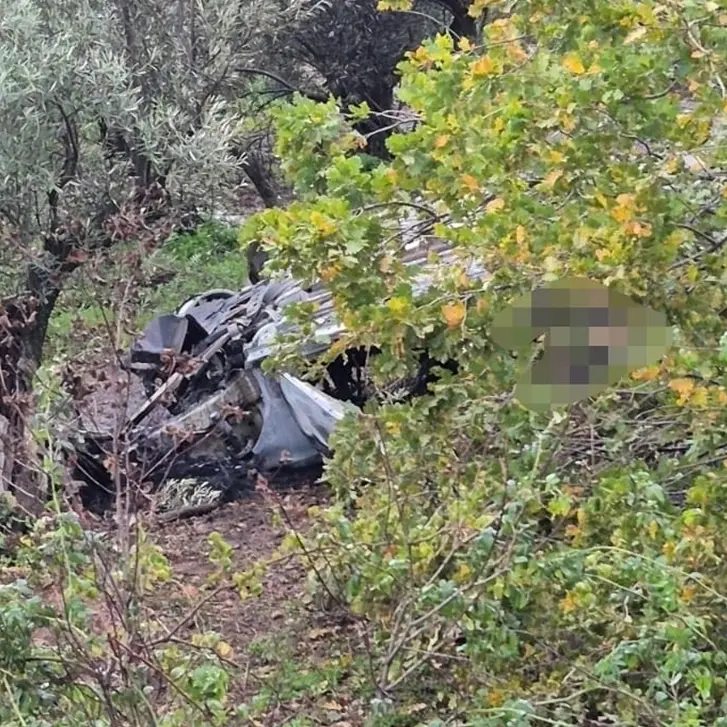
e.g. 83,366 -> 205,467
71,238 -> 489,510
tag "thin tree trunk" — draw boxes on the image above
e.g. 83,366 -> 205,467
0,293 -> 51,515
242,151 -> 281,209
242,149 -> 282,283
0,414 -> 10,495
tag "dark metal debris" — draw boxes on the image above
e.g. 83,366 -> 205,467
71,240 -> 489,511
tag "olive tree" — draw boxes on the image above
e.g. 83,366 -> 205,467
0,0 -> 264,505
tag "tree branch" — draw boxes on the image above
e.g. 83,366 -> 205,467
234,66 -> 329,103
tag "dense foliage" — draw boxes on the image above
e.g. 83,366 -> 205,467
0,0 -> 253,289
5,0 -> 727,724
0,511 -> 237,726
242,0 -> 727,723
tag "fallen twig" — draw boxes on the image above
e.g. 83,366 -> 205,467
156,501 -> 222,523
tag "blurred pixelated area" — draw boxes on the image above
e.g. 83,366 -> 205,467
492,277 -> 673,412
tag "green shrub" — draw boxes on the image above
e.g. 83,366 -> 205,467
0,513 -> 236,726
246,1 -> 727,723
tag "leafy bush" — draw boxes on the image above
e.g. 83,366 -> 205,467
0,513 -> 239,726
245,1 -> 727,723
164,222 -> 241,265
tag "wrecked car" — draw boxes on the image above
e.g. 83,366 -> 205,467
72,239 -> 489,510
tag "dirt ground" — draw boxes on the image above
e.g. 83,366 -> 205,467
146,483 -> 370,726
55,362 -> 370,724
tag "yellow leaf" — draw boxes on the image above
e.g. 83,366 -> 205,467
611,207 -> 631,223
386,168 -> 398,183
616,193 -> 636,207
515,225 -> 527,244
320,264 -> 340,282
631,366 -> 659,382
542,168 -> 564,189
562,53 -> 586,75
385,420 -> 402,436
623,220 -> 652,237
664,157 -> 680,174
624,26 -> 648,44
647,521 -> 659,539
461,174 -> 479,192
434,134 -> 450,148
476,298 -> 489,314
454,562 -> 473,584
679,585 -> 697,603
549,150 -> 565,164
485,197 -> 506,213
458,36 -> 472,52
215,641 -> 234,658
690,386 -> 709,408
507,43 -> 528,63
565,524 -> 582,539
611,193 -> 637,223
328,338 -> 349,359
669,377 -> 695,404
560,591 -> 578,614
388,296 -> 410,319
411,46 -> 432,65
668,377 -> 694,394
587,63 -> 603,74
378,0 -> 413,8
310,210 -> 337,236
442,301 -> 466,328
468,0 -> 493,18
561,113 -> 577,132
471,54 -> 496,76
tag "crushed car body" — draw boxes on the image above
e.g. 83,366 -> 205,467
71,239 -> 489,509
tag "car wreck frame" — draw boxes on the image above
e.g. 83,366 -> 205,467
72,239 -> 489,510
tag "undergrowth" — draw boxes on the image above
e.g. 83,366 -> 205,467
45,221 -> 248,361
